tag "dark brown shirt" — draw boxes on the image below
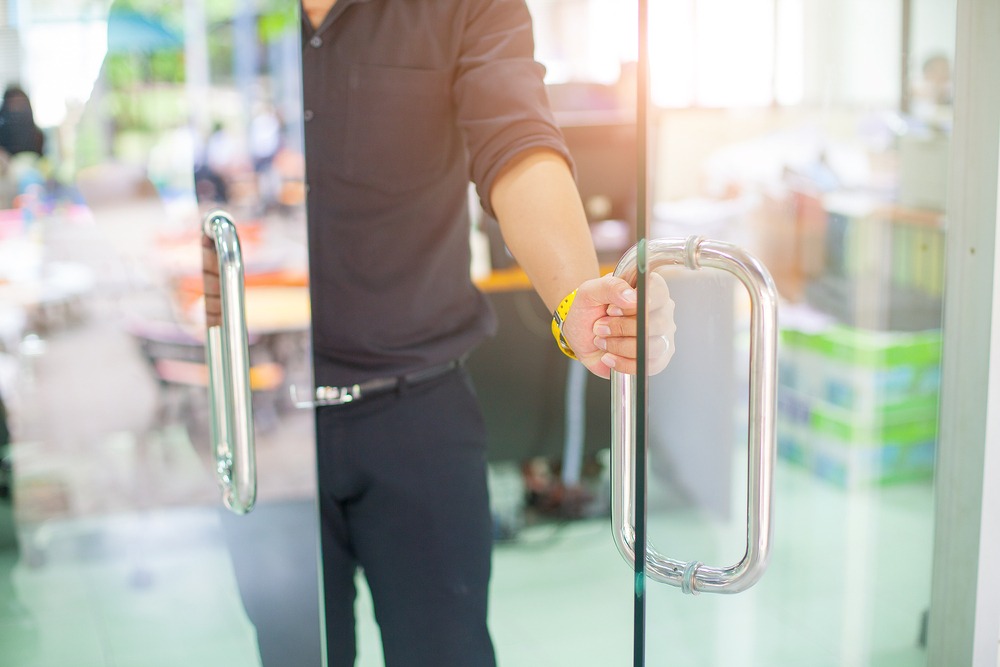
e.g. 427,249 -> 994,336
301,0 -> 572,385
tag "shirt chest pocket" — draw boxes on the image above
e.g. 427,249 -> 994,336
344,64 -> 455,194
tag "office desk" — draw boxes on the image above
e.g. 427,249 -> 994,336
242,286 -> 311,334
175,263 -> 613,467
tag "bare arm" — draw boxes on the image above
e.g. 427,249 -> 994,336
489,148 -> 598,311
490,148 -> 674,378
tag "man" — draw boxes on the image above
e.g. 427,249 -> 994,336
205,0 -> 674,664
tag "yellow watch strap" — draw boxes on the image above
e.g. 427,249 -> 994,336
550,289 -> 578,360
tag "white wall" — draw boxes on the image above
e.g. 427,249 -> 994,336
801,0 -> 902,109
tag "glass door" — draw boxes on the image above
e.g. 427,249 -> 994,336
632,0 -> 956,665
477,0 -> 979,665
0,1 -> 320,665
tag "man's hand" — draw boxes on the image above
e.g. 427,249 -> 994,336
561,272 -> 675,379
201,234 -> 222,328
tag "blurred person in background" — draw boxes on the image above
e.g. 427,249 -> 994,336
194,121 -> 237,205
0,85 -> 44,159
0,85 -> 47,209
910,53 -> 953,129
249,104 -> 284,212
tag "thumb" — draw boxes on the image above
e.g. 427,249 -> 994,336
576,275 -> 637,312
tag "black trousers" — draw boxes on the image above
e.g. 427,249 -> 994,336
315,367 -> 497,667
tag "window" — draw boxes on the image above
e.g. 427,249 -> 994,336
528,0 -> 805,108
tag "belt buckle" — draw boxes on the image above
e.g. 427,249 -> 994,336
290,384 -> 361,408
316,384 -> 362,406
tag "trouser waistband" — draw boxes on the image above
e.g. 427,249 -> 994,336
312,358 -> 463,407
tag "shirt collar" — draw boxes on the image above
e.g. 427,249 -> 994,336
303,0 -> 375,37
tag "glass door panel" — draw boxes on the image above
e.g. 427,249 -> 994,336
485,0 -> 956,666
0,1 -> 319,665
632,0 -> 950,665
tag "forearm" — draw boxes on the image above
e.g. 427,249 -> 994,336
489,147 -> 674,378
489,148 -> 599,311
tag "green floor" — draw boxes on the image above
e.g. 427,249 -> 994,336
0,459 -> 933,667
0,208 -> 935,665
0,510 -> 260,667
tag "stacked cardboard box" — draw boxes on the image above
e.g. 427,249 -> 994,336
777,325 -> 941,487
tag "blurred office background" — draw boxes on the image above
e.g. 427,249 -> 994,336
0,0 -> 984,666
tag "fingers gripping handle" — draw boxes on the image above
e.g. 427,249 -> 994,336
203,210 -> 257,515
610,236 -> 778,594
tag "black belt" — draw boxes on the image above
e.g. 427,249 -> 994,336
310,358 -> 463,406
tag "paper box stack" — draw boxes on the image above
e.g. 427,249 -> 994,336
777,324 -> 941,487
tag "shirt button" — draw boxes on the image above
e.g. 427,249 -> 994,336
303,109 -> 314,121
310,36 -> 322,48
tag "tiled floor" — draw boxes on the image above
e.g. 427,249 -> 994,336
0,466 -> 934,667
0,511 -> 262,667
0,201 -> 935,666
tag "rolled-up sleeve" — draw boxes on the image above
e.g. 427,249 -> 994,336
454,0 -> 575,218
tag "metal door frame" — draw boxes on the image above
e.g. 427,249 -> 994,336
928,0 -> 1000,663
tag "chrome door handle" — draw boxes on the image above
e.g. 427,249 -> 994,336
611,236 -> 778,594
203,210 -> 257,515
